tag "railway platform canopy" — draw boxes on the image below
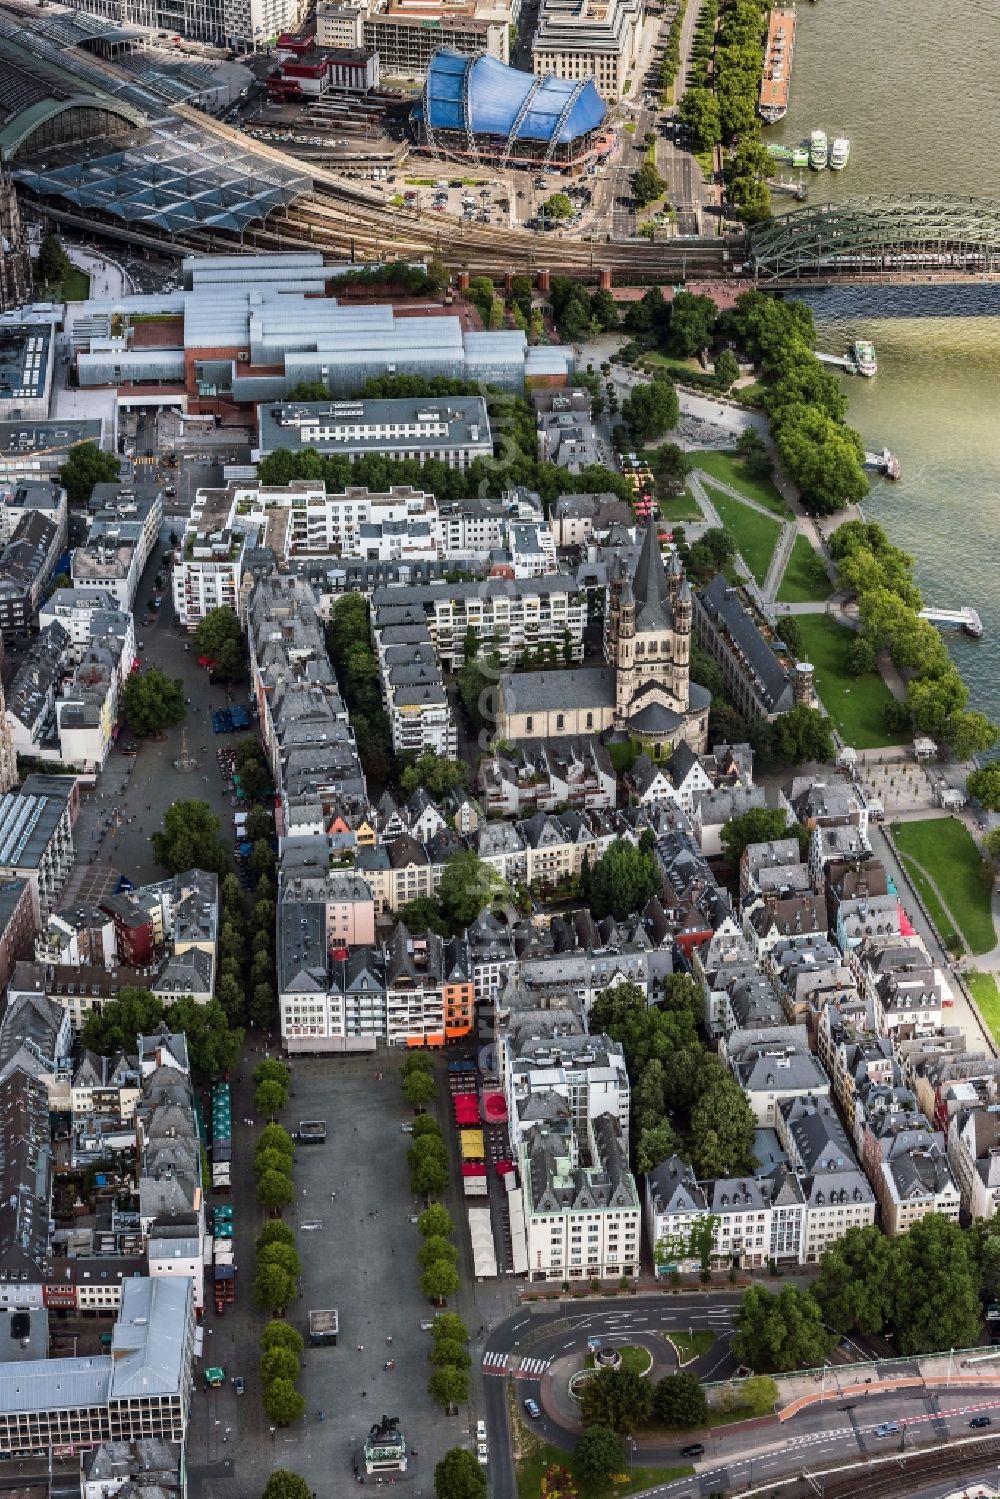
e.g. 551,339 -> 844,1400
14,117 -> 312,237
748,195 -> 1000,280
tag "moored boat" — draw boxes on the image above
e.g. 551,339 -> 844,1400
851,339 -> 877,376
758,8 -> 796,124
830,135 -> 851,169
809,129 -> 828,169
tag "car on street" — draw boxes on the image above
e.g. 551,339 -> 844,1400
970,1416 -> 992,1427
874,1423 -> 900,1438
476,1420 -> 487,1441
523,1398 -> 541,1418
680,1443 -> 704,1459
233,1376 -> 245,1395
477,1444 -> 488,1465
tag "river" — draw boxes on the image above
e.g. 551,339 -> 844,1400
761,0 -> 1000,721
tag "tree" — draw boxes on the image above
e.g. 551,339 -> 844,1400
399,896 -> 448,936
590,288 -> 619,332
575,1425 -> 624,1483
431,1312 -> 469,1345
579,1367 -> 651,1434
256,1148 -> 295,1179
422,1259 -> 460,1304
668,293 -> 718,358
714,348 -> 740,392
400,753 -> 468,800
257,1170 -> 294,1213
767,704 -> 835,766
636,1120 -> 678,1174
542,192 -> 575,220
774,404 -> 869,516
37,232 -> 71,286
985,828 -> 1000,862
254,1259 -> 297,1314
257,1221 -> 296,1252
651,1372 -> 707,1428
590,839 -> 662,920
434,1447 -> 487,1499
257,1124 -> 294,1162
59,442 -> 119,505
164,998 -> 242,1077
679,86 -> 721,151
418,1204 -> 454,1239
428,1363 -> 468,1411
720,807 -> 789,866
262,1470 -> 312,1499
122,669 -> 186,738
262,1377 -> 305,1425
890,1212 -> 983,1355
732,1286 -> 835,1373
943,709 -> 998,762
741,1374 -> 779,1417
260,1346 -> 301,1386
621,378 -> 680,443
689,1077 -> 757,1179
412,1114 -> 443,1141
152,800 -> 230,875
418,1235 -> 458,1270
409,1137 -> 450,1198
260,1321 -> 303,1358
966,763 -> 1000,810
81,987 -> 164,1054
436,850 -> 509,933
632,161 -> 667,207
429,1338 -> 471,1369
652,442 -> 692,495
402,1068 -> 437,1113
255,1078 -> 287,1118
813,1225 -> 893,1336
193,607 -> 245,680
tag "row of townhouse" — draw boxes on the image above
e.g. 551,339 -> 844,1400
71,482 -> 162,613
370,597 -> 458,759
5,607 -> 136,773
248,575 -> 369,846
278,894 -> 474,1048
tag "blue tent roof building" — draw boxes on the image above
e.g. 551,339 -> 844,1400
419,49 -> 609,169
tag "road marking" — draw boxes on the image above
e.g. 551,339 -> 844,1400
482,1351 -> 509,1375
516,1356 -> 551,1378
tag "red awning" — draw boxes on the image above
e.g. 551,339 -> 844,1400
482,1092 -> 507,1122
461,1163 -> 487,1177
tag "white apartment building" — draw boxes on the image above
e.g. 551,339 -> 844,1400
256,397 -> 493,470
172,530 -> 246,630
501,1024 -> 630,1152
531,0 -> 643,99
521,1115 -> 641,1282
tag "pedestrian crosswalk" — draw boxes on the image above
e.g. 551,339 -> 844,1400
481,1351 -> 551,1379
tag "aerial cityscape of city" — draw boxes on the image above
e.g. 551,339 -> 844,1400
0,2 -> 998,1499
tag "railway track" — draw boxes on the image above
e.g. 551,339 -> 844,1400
175,105 -> 736,280
808,1436 -> 1000,1499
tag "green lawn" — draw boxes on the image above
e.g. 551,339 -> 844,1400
896,853 -> 960,953
690,448 -> 791,517
776,534 -> 834,603
702,486 -> 782,585
517,1436 -> 691,1499
793,614 -> 904,750
658,489 -> 703,522
892,817 -> 996,956
38,266 -> 91,302
968,971 -> 1000,1043
669,1329 -> 715,1365
618,1344 -> 653,1377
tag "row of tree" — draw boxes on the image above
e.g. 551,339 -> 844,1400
255,1119 -> 296,1217
257,1315 -> 307,1426
578,1363 -> 777,1437
658,0 -> 690,99
218,843 -> 276,1032
830,520 -> 998,758
588,980 -> 757,1177
677,0 -> 720,150
732,1214 -> 994,1372
721,292 -> 869,515
326,592 -> 396,790
423,1255 -> 470,1412
80,986 -> 242,1078
546,275 -> 620,346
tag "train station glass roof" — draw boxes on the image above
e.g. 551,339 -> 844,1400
425,49 -> 606,145
14,119 -> 312,235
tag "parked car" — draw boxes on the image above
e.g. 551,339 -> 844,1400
476,1420 -> 487,1442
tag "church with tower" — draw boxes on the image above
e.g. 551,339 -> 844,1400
497,524 -> 711,758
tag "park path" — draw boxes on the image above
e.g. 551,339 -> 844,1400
689,468 -> 798,604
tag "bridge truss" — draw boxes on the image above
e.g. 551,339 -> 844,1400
747,195 -> 1000,280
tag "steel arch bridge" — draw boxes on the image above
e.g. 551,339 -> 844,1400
746,195 -> 1000,280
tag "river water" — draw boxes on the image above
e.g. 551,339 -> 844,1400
760,0 -> 1000,719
